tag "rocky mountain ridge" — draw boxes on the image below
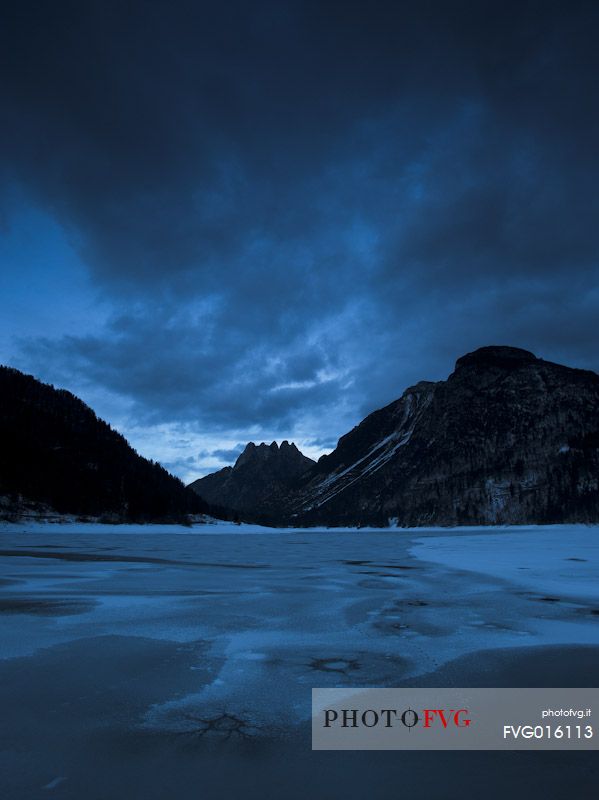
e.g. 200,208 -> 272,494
190,346 -> 599,526
189,440 -> 314,516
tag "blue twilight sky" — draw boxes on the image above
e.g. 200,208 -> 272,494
1,0 -> 598,482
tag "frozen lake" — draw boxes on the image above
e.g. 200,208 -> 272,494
0,524 -> 597,798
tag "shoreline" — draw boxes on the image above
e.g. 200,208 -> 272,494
1,519 -> 598,535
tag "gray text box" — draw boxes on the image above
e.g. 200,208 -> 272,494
312,688 -> 598,750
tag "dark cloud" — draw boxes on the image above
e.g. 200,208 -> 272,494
205,445 -> 246,463
303,437 -> 340,451
2,1 -> 599,472
18,302 -> 346,431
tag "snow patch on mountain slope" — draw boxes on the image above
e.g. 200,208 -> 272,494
304,387 -> 434,509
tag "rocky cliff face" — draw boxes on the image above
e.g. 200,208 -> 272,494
189,440 -> 314,516
191,346 -> 599,526
286,346 -> 599,526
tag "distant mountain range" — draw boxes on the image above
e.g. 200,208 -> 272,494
0,366 -> 217,523
190,346 -> 599,526
3,346 -> 598,527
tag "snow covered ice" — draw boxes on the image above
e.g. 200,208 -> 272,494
0,523 -> 598,798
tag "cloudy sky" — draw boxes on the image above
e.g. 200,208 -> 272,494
1,0 -> 598,481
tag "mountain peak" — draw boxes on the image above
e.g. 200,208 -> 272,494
191,347 -> 599,527
192,439 -> 315,514
233,439 -> 310,471
454,345 -> 538,372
